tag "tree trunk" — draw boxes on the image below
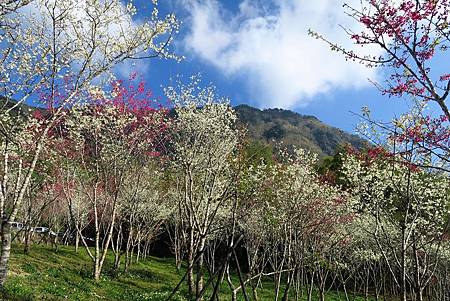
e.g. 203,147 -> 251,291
365,264 -> 370,301
401,227 -> 407,301
413,235 -> 423,301
136,239 -> 141,263
196,236 -> 206,299
225,265 -> 237,301
93,258 -> 101,281
94,228 -> 101,281
23,228 -> 31,254
0,221 -> 11,287
75,231 -> 79,253
281,269 -> 294,301
319,285 -> 325,301
307,271 -> 315,301
187,226 -> 195,298
125,226 -> 133,272
172,223 -> 182,271
52,233 -> 58,252
114,252 -> 122,272
252,285 -> 259,301
113,227 -> 122,272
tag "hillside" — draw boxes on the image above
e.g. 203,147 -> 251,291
0,97 -> 35,116
235,104 -> 366,157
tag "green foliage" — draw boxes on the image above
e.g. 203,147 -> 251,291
243,140 -> 274,167
316,146 -> 350,187
263,123 -> 286,140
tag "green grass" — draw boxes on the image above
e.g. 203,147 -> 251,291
2,244 -> 371,300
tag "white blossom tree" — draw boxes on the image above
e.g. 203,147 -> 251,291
166,78 -> 239,299
342,150 -> 450,301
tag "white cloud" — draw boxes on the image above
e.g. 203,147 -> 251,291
182,0 -> 381,109
116,59 -> 150,79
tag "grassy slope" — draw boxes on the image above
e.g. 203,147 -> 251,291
3,244 -> 370,301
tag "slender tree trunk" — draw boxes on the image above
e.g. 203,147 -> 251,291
23,228 -> 31,254
0,221 -> 11,287
114,252 -> 122,272
75,229 -> 80,253
282,269 -> 295,301
365,264 -> 369,301
308,271 -> 315,301
97,213 -> 116,278
125,226 -> 133,272
93,258 -> 101,280
143,241 -> 149,259
252,285 -> 259,301
319,283 -> 325,301
175,234 -> 182,271
401,226 -> 407,301
187,227 -> 195,298
233,249 -> 250,301
196,236 -> 206,299
130,244 -> 136,266
225,264 -> 237,301
93,227 -> 101,281
52,233 -> 58,252
136,239 -> 141,263
113,225 -> 122,272
171,222 -> 182,271
413,235 -> 423,301
317,267 -> 326,301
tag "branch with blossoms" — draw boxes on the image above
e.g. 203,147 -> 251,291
0,0 -> 33,16
309,0 -> 450,120
353,105 -> 450,172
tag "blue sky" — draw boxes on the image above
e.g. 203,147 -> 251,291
125,0 -> 417,133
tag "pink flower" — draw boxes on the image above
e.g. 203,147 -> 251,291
351,34 -> 361,43
410,11 -> 422,21
360,16 -> 372,26
440,74 -> 450,81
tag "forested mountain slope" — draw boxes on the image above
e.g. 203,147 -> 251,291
235,104 -> 366,157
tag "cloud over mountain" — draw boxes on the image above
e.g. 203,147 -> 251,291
181,0 -> 381,109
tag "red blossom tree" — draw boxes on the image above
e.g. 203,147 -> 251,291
310,0 -> 450,119
54,76 -> 171,280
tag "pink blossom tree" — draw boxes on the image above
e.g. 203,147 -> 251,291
310,0 -> 450,170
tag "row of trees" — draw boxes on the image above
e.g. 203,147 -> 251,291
4,76 -> 449,301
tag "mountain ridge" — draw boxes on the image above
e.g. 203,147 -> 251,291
234,104 -> 366,157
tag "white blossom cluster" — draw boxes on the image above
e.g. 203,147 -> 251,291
0,0 -> 179,108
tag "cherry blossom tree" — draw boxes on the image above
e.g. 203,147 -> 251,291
341,149 -> 450,301
166,78 -> 239,299
310,0 -> 450,174
116,164 -> 171,272
52,77 -> 169,280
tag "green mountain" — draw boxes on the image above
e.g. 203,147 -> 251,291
235,104 -> 366,157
